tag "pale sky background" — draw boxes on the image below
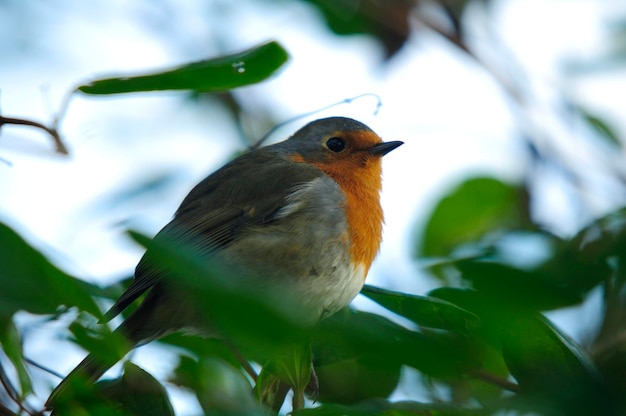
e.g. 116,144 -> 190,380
1,0 -> 625,413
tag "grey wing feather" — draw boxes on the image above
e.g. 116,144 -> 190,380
101,154 -> 323,322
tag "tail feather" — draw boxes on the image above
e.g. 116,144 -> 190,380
46,286 -> 179,410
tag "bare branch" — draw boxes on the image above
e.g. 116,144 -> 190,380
0,115 -> 68,155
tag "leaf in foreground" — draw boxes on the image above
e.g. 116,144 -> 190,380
78,41 -> 289,95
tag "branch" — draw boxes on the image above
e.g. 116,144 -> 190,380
0,115 -> 69,155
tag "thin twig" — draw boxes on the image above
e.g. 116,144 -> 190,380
0,116 -> 68,155
0,363 -> 35,416
251,93 -> 382,149
23,358 -> 64,380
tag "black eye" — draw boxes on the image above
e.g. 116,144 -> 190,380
326,137 -> 346,153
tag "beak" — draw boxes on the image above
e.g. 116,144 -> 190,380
368,141 -> 403,156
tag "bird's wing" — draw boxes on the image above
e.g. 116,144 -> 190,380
102,152 -> 322,321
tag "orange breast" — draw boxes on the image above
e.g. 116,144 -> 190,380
313,155 -> 384,274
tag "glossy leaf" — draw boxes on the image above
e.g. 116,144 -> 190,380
77,41 -> 288,95
0,221 -> 101,319
361,284 -> 479,332
428,287 -> 518,348
429,287 -> 615,414
96,362 -> 175,416
315,308 -> 465,379
418,177 -> 527,259
501,315 -> 611,414
456,260 -> 583,311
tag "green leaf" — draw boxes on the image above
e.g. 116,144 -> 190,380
313,338 -> 401,405
172,356 -> 261,416
581,111 -> 622,148
0,321 -> 32,396
77,41 -> 289,95
296,398 -> 480,416
315,308 -> 464,379
67,318 -> 131,373
361,284 -> 479,332
501,315 -> 611,415
126,230 -> 310,361
96,362 -> 175,416
428,287 -> 525,358
429,287 -> 615,414
160,334 -> 243,370
261,339 -> 313,411
417,177 -> 527,259
0,221 -> 101,319
298,0 -> 412,59
456,260 -> 583,311
49,362 -> 172,416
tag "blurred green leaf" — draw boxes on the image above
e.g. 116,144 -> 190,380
254,368 -> 290,414
0,321 -> 31,397
296,398 -> 482,415
316,308 -> 465,380
417,177 -> 528,259
456,260 -> 583,311
429,287 -> 615,414
0,221 -> 101,319
314,344 -> 401,405
298,0 -> 411,59
172,356 -> 261,416
261,339 -> 313,410
161,334 -> 243,370
582,111 -> 622,148
126,230 -> 310,362
501,315 -> 611,415
96,362 -> 174,416
68,318 -> 132,373
361,284 -> 479,332
570,207 -> 626,262
429,286 -> 559,350
51,362 -> 169,416
78,41 -> 289,95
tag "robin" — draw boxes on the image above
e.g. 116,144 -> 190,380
46,116 -> 402,408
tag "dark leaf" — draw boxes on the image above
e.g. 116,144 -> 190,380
313,346 -> 401,404
456,259 -> 583,311
315,308 -> 465,379
96,362 -> 175,416
50,363 -> 170,416
361,284 -> 479,332
299,0 -> 412,59
501,315 -> 613,415
0,221 -> 101,319
0,321 -> 31,397
126,230 -> 310,362
171,356 -> 261,415
296,398 -> 483,415
78,41 -> 289,95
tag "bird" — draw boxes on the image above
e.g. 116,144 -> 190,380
46,116 -> 402,408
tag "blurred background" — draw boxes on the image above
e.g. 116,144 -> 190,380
1,0 -> 626,414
